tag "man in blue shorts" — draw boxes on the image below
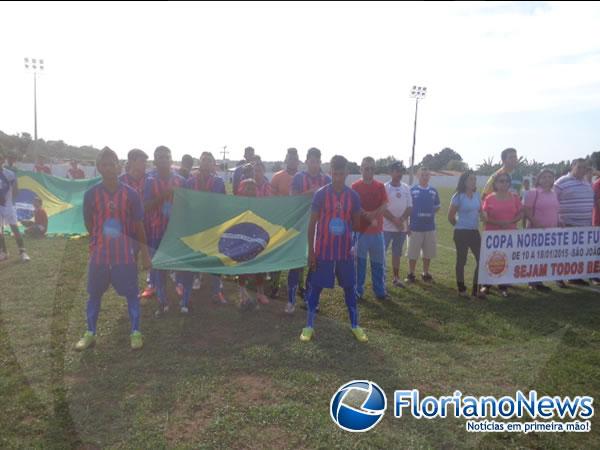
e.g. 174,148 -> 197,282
300,155 -> 368,343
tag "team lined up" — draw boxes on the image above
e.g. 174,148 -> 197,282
45,145 -> 600,350
3,143 -> 598,351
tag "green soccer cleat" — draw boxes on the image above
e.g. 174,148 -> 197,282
75,331 -> 96,351
352,327 -> 368,343
130,331 -> 143,350
300,327 -> 314,342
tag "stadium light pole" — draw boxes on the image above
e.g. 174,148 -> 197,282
24,57 -> 44,140
409,85 -> 427,185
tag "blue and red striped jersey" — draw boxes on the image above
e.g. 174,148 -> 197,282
83,182 -> 143,265
255,181 -> 272,197
291,171 -> 332,195
185,174 -> 226,194
143,172 -> 185,240
312,184 -> 361,261
119,172 -> 146,199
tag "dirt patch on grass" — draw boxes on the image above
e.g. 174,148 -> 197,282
166,408 -> 212,445
423,319 -> 443,332
231,374 -> 279,406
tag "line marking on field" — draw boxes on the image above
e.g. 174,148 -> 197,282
437,244 -> 456,252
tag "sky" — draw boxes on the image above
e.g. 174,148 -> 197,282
0,1 -> 599,167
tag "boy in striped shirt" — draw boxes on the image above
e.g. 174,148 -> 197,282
75,147 -> 151,351
144,146 -> 185,316
179,152 -> 228,311
286,147 -> 331,314
300,155 -> 368,343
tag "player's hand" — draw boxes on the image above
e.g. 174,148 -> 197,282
308,252 -> 317,272
140,252 -> 152,271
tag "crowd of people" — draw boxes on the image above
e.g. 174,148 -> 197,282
1,145 -> 599,351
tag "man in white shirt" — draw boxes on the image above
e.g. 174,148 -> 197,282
0,149 -> 30,262
382,162 -> 412,287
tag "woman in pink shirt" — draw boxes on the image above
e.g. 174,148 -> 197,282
523,169 -> 559,292
481,173 -> 523,297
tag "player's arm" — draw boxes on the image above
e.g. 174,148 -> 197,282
448,203 -> 458,226
382,208 -> 397,223
307,211 -> 318,271
433,190 -> 441,213
83,192 -> 93,234
11,178 -> 18,202
135,221 -> 152,270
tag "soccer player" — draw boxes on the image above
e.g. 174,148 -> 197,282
286,147 -> 331,314
271,148 -> 299,196
67,160 -> 86,179
232,146 -> 255,195
406,167 -> 441,283
119,149 -> 149,198
253,159 -> 272,197
269,148 -> 300,297
178,154 -> 194,179
236,177 -> 271,308
352,156 -> 389,301
300,155 -> 368,343
0,149 -> 31,262
74,147 -> 151,351
144,146 -> 185,317
179,151 -> 228,312
119,149 -> 153,296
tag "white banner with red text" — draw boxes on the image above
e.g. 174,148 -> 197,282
478,227 -> 600,285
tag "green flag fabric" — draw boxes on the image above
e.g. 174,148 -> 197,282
13,169 -> 100,235
152,188 -> 312,275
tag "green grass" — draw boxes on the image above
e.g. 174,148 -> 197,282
1,188 -> 599,449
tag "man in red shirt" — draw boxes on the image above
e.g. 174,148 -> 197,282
351,157 -> 389,300
67,160 -> 86,179
34,156 -> 51,175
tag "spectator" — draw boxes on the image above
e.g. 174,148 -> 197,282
383,161 -> 412,288
481,173 -> 522,297
554,158 -> 595,286
482,148 -> 521,199
406,167 -> 440,284
592,161 -> 600,285
352,156 -> 389,301
67,160 -> 85,179
523,169 -> 559,292
34,156 -> 51,175
447,170 -> 483,298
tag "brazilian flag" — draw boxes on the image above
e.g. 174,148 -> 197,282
14,169 -> 100,235
152,188 -> 312,275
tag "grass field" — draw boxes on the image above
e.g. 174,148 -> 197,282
1,187 -> 599,449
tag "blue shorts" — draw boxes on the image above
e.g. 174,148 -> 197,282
384,231 -> 407,258
311,259 -> 355,289
87,262 -> 139,298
